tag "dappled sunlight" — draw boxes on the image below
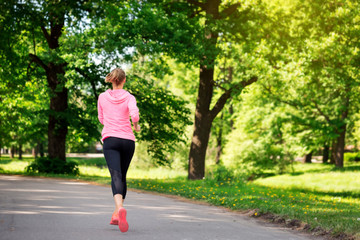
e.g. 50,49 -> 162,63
2,188 -> 61,193
58,181 -> 89,185
0,175 -> 113,220
0,210 -> 105,215
1,210 -> 40,215
160,213 -> 216,223
124,192 -> 239,225
127,167 -> 187,180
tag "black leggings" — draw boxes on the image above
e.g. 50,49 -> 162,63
103,137 -> 135,199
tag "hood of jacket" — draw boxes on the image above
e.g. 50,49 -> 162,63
103,89 -> 130,103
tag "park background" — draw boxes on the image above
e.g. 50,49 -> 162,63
0,0 -> 359,239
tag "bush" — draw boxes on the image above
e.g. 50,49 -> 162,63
344,152 -> 360,162
207,165 -> 234,182
26,157 -> 79,175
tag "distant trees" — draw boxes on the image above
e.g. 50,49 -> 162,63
222,0 -> 360,172
261,0 -> 360,168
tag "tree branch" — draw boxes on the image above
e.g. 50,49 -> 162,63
241,76 -> 257,88
209,89 -> 231,121
29,53 -> 48,71
262,84 -> 302,110
210,76 -> 258,120
41,22 -> 63,49
263,84 -> 334,125
312,100 -> 332,124
40,26 -> 51,45
218,3 -> 240,19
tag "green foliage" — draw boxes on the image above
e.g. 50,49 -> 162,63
94,1 -> 203,63
2,0 -> 360,176
344,152 -> 360,163
207,164 -> 236,182
127,74 -> 192,166
261,0 -> 360,165
223,85 -> 296,176
26,157 -> 79,175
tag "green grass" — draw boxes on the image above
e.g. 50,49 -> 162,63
1,155 -> 359,238
254,163 -> 360,198
125,163 -> 360,238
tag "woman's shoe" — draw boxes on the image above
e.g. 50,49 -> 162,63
118,207 -> 129,232
110,211 -> 118,225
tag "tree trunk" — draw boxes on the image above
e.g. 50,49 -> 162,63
330,93 -> 349,168
188,66 -> 214,179
187,0 -> 249,179
39,142 -> 44,157
215,113 -> 223,165
330,141 -> 336,164
18,144 -> 22,160
333,124 -> 346,168
29,61 -> 68,162
29,17 -> 68,162
32,143 -> 39,158
330,128 -> 346,168
303,151 -> 312,163
10,146 -> 15,158
188,1 -> 219,180
322,144 -> 329,163
48,87 -> 68,161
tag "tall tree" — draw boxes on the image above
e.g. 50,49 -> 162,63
263,0 -> 360,168
97,0 -> 267,179
1,1 -> 103,161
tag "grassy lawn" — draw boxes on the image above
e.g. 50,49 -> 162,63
1,155 -> 359,239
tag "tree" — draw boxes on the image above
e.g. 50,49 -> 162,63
96,0 -> 269,179
262,0 -> 360,168
0,1 -> 103,161
1,1 -> 191,170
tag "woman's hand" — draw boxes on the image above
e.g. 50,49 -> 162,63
133,122 -> 141,132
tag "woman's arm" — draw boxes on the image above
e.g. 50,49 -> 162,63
97,97 -> 104,125
133,122 -> 141,132
128,95 -> 140,122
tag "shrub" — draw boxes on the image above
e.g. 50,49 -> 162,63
344,152 -> 360,162
26,157 -> 79,175
207,165 -> 234,182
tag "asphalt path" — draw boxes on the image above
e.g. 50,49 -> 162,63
0,175 -> 318,240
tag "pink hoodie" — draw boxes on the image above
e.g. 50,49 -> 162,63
97,89 -> 139,142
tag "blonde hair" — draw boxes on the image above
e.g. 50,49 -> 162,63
105,68 -> 126,85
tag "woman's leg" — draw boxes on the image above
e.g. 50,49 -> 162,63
118,139 -> 135,200
114,194 -> 123,210
103,137 -> 135,207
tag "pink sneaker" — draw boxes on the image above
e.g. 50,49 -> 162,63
110,211 -> 118,225
118,207 -> 129,232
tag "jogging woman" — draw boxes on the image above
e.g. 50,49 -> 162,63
97,68 -> 140,232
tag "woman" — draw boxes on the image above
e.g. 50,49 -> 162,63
97,68 -> 140,233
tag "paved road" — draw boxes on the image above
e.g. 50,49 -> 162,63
0,175 -> 317,240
